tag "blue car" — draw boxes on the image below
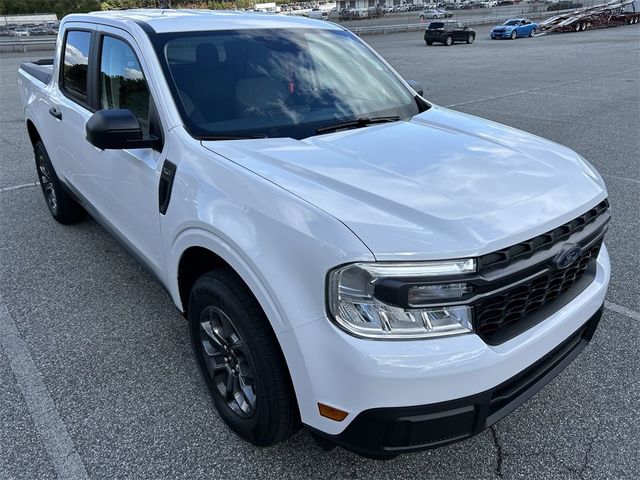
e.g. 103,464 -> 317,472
491,18 -> 538,39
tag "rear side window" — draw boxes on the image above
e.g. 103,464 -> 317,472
99,36 -> 150,134
61,30 -> 91,104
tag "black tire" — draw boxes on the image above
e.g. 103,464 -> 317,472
510,30 -> 517,39
466,33 -> 475,44
445,35 -> 453,46
189,268 -> 300,446
34,141 -> 84,224
529,28 -> 536,37
426,40 -> 433,46
574,22 -> 581,32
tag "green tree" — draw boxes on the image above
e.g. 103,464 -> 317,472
1,0 -> 102,17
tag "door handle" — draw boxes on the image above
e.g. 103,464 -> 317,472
48,107 -> 62,120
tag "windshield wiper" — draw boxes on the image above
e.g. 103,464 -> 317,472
199,134 -> 267,141
316,116 -> 401,135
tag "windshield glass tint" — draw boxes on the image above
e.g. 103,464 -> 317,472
156,29 -> 418,139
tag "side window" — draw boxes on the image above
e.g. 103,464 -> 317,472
99,35 -> 150,133
61,30 -> 91,104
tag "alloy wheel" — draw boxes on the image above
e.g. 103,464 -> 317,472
198,306 -> 257,418
37,155 -> 58,215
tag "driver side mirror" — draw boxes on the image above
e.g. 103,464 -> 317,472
406,79 -> 424,97
86,109 -> 161,151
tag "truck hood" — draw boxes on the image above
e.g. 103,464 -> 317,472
203,106 -> 606,260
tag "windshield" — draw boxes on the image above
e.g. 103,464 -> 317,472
504,20 -> 520,26
153,28 -> 420,140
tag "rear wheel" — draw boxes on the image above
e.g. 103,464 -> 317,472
581,22 -> 587,31
34,141 -> 84,224
466,33 -> 475,44
189,268 -> 300,446
445,35 -> 453,46
510,30 -> 517,39
574,22 -> 581,32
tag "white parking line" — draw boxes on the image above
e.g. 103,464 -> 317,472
445,68 -> 640,108
0,182 -> 38,193
605,300 -> 640,321
0,304 -> 89,480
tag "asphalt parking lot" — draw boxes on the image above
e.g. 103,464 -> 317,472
1,23 -> 639,480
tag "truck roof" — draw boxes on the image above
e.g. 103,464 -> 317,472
63,9 -> 342,34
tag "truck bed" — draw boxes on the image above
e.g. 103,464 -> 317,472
19,59 -> 54,85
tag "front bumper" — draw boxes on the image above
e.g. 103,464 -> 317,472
312,305 -> 603,456
491,30 -> 513,39
280,245 -> 609,454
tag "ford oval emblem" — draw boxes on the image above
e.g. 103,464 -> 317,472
553,244 -> 582,269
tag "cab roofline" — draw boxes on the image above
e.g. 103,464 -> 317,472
61,9 -> 344,34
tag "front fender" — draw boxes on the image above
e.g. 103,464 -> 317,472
161,130 -> 375,333
168,224 -> 290,332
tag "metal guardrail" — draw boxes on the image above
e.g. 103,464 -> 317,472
350,10 -> 572,35
0,37 -> 56,52
0,5 -> 616,48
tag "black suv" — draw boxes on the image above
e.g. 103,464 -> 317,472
424,21 -> 476,46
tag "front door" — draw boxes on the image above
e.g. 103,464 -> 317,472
83,28 -> 167,277
454,23 -> 467,41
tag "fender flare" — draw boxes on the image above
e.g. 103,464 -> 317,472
169,224 -> 290,333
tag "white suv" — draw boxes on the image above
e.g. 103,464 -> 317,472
18,10 -> 610,458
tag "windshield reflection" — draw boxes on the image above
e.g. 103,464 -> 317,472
156,28 -> 420,139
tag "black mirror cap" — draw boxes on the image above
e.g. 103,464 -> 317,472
406,79 -> 424,97
86,109 -> 142,150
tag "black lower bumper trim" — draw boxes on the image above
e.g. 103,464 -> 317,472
310,304 -> 604,457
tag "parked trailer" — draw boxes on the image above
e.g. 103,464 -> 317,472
537,0 -> 640,34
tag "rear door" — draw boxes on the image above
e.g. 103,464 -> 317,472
46,23 -> 97,188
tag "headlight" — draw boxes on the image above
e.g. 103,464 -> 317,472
327,260 -> 476,339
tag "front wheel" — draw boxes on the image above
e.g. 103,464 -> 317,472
445,35 -> 453,46
510,30 -> 517,39
189,268 -> 299,446
425,40 -> 433,46
529,28 -> 536,37
466,33 -> 475,44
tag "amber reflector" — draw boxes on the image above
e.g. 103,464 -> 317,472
318,403 -> 348,422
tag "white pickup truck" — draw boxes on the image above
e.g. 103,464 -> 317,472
17,9 -> 610,458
